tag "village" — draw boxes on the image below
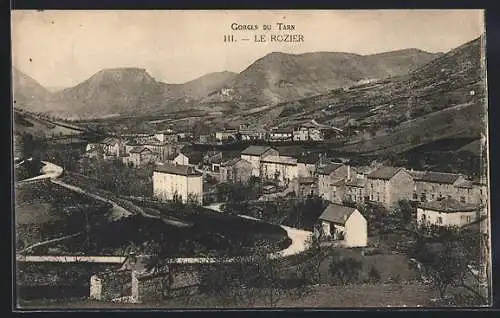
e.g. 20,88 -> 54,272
12,10 -> 491,309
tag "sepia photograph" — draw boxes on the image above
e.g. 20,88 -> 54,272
11,9 -> 491,309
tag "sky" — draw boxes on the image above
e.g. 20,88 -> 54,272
11,10 -> 484,88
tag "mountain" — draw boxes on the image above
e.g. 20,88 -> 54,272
11,47 -> 439,119
202,49 -> 440,108
38,69 -> 236,119
255,36 -> 485,158
12,67 -> 52,111
164,71 -> 237,101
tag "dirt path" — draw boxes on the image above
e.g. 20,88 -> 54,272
204,203 -> 313,258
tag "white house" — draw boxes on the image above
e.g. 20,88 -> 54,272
260,155 -> 298,187
241,146 -> 279,177
318,204 -> 368,247
152,163 -> 203,205
417,197 -> 481,228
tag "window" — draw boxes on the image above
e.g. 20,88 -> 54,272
431,194 -> 435,200
421,214 -> 426,222
437,217 -> 443,224
413,193 -> 418,200
421,193 -> 426,202
460,196 -> 466,203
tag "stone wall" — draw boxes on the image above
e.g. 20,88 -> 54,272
90,270 -> 131,301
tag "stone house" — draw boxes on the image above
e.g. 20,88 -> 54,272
269,129 -> 293,142
417,197 -> 481,228
366,166 -> 414,209
240,145 -> 279,177
219,157 -> 253,184
98,137 -> 122,157
215,129 -> 238,142
292,126 -> 310,141
260,155 -> 298,187
126,146 -> 158,167
293,176 -> 319,198
173,150 -> 203,168
152,162 -> 203,205
410,171 -> 484,205
344,176 -> 367,204
297,153 -> 320,178
317,163 -> 350,203
318,204 -> 368,247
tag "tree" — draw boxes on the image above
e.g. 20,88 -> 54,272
410,223 -> 486,303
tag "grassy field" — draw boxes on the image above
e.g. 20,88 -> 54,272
15,181 -> 113,251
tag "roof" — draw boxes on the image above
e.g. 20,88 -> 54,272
261,155 -> 297,165
297,153 -> 320,164
298,177 -> 316,184
317,163 -> 344,175
100,137 -> 120,146
419,197 -> 481,213
129,146 -> 152,154
241,146 -> 276,156
410,170 -> 464,184
153,162 -> 201,176
221,157 -> 252,167
178,150 -> 203,164
454,178 -> 473,189
367,166 -> 404,180
319,204 -> 358,225
346,177 -> 367,188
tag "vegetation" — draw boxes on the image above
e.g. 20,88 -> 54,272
408,223 -> 485,304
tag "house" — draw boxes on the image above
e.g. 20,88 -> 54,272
203,151 -> 223,172
152,163 -> 203,205
215,129 -> 238,142
297,153 -> 320,177
293,126 -> 310,141
173,150 -> 203,168
410,170 -> 482,205
98,137 -> 122,157
125,135 -> 175,161
417,197 -> 481,228
316,163 -> 350,203
269,129 -> 293,142
219,158 -> 253,184
366,166 -> 414,209
154,132 -> 178,143
126,146 -> 158,167
293,176 -> 318,198
260,156 -> 298,187
344,176 -> 367,204
239,126 -> 267,141
85,143 -> 104,159
241,146 -> 279,177
318,204 -> 368,247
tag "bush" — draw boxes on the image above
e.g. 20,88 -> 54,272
328,257 -> 363,285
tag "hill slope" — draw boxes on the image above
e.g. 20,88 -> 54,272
12,47 -> 438,120
202,49 -> 440,108
12,67 -> 52,111
255,36 -> 486,157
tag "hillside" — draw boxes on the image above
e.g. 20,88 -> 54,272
164,71 -> 237,101
249,36 -> 486,160
202,49 -> 440,108
12,47 -> 438,120
12,67 -> 52,111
